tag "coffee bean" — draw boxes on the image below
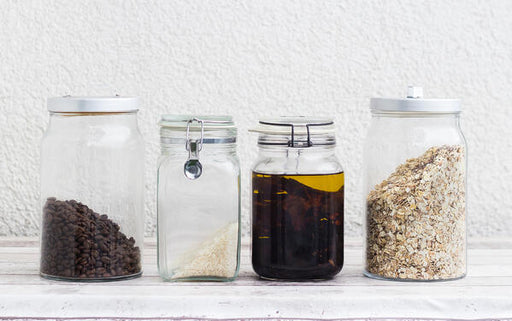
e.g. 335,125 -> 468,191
40,198 -> 141,280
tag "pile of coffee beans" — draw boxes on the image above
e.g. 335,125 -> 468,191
40,198 -> 141,280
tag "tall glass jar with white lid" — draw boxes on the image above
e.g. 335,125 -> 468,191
364,86 -> 467,281
40,96 -> 144,281
157,115 -> 240,282
250,116 -> 344,280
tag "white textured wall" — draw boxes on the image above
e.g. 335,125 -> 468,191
0,0 -> 511,237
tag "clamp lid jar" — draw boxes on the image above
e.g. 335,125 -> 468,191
157,115 -> 241,282
250,116 -> 344,280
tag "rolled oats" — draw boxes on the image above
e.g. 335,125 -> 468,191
366,145 -> 466,280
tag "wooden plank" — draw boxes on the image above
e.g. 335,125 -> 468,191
1,284 -> 512,319
0,237 -> 511,320
1,273 -> 512,288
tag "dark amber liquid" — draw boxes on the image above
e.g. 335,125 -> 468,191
252,172 -> 344,280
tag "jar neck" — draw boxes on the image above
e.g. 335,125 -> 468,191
161,141 -> 237,156
257,144 -> 337,156
160,126 -> 237,156
256,133 -> 335,148
370,111 -> 462,128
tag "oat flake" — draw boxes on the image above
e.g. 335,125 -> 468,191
366,145 -> 466,280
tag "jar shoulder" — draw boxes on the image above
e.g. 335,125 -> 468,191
43,123 -> 144,148
252,152 -> 343,175
366,116 -> 466,147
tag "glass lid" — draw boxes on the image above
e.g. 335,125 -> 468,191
250,116 -> 336,147
159,115 -> 237,145
159,115 -> 235,130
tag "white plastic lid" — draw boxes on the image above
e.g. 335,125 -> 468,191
47,96 -> 140,112
370,86 -> 461,113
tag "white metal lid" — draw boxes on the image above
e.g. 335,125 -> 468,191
370,86 -> 461,113
47,96 -> 140,112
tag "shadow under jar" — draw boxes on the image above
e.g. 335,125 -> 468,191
40,96 -> 144,281
250,117 -> 344,280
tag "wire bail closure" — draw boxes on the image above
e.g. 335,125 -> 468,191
183,118 -> 204,180
259,120 -> 334,147
185,118 -> 205,153
183,117 -> 233,180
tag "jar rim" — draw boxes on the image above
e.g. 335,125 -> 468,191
159,115 -> 235,130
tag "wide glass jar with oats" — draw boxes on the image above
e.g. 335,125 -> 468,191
364,86 -> 467,281
250,117 -> 344,280
40,96 -> 144,281
157,115 -> 240,281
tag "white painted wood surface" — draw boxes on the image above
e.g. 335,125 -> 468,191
0,238 -> 511,320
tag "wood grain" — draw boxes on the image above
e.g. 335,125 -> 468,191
0,238 -> 511,320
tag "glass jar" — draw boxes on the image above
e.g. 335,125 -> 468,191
364,86 -> 467,281
250,116 -> 344,280
40,96 -> 144,281
157,115 -> 240,281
